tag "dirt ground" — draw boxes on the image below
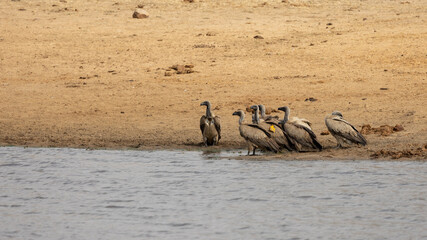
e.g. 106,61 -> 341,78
0,0 -> 426,160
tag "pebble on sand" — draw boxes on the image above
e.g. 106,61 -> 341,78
133,9 -> 149,19
165,64 -> 195,76
320,130 -> 330,135
361,124 -> 404,136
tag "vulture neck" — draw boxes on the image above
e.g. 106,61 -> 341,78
260,106 -> 266,119
238,113 -> 245,125
254,108 -> 261,124
205,103 -> 213,118
282,107 -> 290,124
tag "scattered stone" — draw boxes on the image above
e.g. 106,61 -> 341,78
206,32 -> 216,36
305,97 -> 318,102
380,87 -> 388,90
371,145 -> 427,159
393,124 -> 404,132
133,9 -> 149,19
193,44 -> 215,48
405,111 -> 415,116
137,4 -> 144,8
166,64 -> 195,75
320,130 -> 330,135
326,22 -> 333,25
360,124 -> 404,136
254,35 -> 264,39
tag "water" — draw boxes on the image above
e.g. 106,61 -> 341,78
0,147 -> 426,240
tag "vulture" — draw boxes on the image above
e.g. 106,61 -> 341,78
251,105 -> 294,151
278,106 -> 322,152
325,111 -> 367,148
200,101 -> 221,146
232,110 -> 280,155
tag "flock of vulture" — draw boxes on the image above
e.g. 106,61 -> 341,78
200,101 -> 367,155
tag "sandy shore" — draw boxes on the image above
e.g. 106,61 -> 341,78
0,0 -> 426,160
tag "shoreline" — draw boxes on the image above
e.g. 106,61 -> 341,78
2,139 -> 426,161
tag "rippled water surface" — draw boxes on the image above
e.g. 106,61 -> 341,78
0,147 -> 426,239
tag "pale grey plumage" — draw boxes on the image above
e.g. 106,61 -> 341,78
278,106 -> 322,152
200,101 -> 221,146
290,116 -> 312,130
325,111 -> 367,148
233,110 -> 280,155
251,105 -> 293,151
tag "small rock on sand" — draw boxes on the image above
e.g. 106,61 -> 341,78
305,97 -> 318,102
320,130 -> 330,135
393,124 -> 404,132
165,64 -> 194,76
361,124 -> 404,136
133,9 -> 149,19
371,144 -> 427,159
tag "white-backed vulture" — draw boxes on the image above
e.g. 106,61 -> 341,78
200,101 -> 221,146
278,106 -> 322,152
251,105 -> 294,151
325,111 -> 367,148
232,110 -> 280,155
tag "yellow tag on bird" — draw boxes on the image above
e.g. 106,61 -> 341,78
269,125 -> 276,133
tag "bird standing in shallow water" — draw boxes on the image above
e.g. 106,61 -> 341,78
325,111 -> 367,148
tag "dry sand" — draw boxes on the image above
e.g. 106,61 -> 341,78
0,0 -> 426,160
